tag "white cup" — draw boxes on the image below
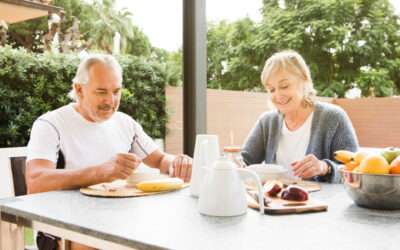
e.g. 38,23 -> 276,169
190,134 -> 220,197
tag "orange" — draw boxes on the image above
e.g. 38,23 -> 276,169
390,155 -> 400,174
344,161 -> 359,171
359,155 -> 390,174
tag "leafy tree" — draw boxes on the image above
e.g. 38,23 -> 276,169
7,0 -> 151,56
164,49 -> 183,86
207,0 -> 400,97
78,0 -> 144,54
207,18 -> 261,90
255,0 -> 400,97
6,17 -> 46,52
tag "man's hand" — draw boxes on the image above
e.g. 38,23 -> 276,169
170,154 -> 192,182
101,153 -> 141,182
26,153 -> 142,193
291,154 -> 328,179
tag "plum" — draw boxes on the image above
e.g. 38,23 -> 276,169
264,180 -> 283,197
281,185 -> 309,202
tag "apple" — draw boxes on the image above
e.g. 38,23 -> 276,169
380,147 -> 400,164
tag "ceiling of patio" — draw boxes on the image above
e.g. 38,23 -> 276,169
0,0 -> 62,23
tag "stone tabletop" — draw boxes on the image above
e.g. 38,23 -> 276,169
1,184 -> 400,250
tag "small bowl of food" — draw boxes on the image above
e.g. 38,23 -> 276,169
246,163 -> 288,184
127,172 -> 169,186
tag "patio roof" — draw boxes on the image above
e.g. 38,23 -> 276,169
0,0 -> 62,24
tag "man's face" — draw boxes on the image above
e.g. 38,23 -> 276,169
76,63 -> 122,122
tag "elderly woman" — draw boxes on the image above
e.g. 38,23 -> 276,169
242,50 -> 358,183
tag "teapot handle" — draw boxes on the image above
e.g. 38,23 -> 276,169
238,168 -> 264,214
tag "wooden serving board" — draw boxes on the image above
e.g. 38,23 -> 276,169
80,179 -> 189,198
247,192 -> 328,215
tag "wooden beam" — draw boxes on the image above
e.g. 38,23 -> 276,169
182,0 -> 207,156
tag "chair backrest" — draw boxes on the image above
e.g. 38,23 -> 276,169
0,147 -> 27,198
10,156 -> 27,196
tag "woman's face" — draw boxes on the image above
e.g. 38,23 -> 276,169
265,69 -> 305,114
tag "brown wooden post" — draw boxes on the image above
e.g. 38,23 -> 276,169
183,0 -> 207,156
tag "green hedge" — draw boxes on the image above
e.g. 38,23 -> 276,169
0,47 -> 167,147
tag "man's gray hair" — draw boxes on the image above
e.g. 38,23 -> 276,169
68,54 -> 123,100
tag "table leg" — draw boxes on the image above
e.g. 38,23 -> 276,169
0,219 -> 24,250
15,219 -> 25,250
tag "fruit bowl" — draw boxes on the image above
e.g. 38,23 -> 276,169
340,169 -> 400,210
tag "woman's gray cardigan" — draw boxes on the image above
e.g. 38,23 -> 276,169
241,102 -> 359,183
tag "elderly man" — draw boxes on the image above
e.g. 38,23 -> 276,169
26,54 -> 192,249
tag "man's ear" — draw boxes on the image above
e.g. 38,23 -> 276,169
74,83 -> 84,99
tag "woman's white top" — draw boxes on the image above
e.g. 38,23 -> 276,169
276,112 -> 314,177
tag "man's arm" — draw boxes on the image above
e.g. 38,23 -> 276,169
26,159 -> 106,194
143,150 -> 192,182
26,153 -> 141,194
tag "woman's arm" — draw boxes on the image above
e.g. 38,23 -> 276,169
315,109 -> 359,183
241,119 -> 267,165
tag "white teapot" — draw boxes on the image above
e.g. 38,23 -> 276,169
198,157 -> 264,216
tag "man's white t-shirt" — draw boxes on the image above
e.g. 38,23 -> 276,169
27,103 -> 158,169
276,112 -> 314,177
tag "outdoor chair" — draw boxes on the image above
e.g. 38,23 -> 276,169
0,147 -> 37,250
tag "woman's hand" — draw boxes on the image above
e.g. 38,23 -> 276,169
291,154 -> 328,179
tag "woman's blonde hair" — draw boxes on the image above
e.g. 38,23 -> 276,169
261,50 -> 316,107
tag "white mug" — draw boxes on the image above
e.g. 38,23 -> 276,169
190,134 -> 220,197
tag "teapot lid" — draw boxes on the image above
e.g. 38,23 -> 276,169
223,146 -> 241,153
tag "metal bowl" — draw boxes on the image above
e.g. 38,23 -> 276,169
340,169 -> 400,210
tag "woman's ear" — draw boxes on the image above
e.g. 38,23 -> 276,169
299,80 -> 308,94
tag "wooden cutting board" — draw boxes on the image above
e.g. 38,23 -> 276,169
80,179 -> 189,198
247,192 -> 328,215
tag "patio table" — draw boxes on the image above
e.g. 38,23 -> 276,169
1,184 -> 399,250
